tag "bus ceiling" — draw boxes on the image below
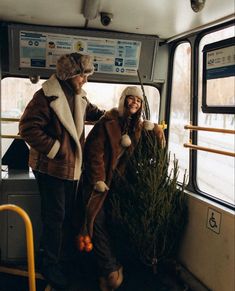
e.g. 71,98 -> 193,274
0,0 -> 234,40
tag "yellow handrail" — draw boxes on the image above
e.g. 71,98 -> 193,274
0,117 -> 96,125
1,134 -> 22,139
0,120 -> 167,140
184,124 -> 235,157
184,142 -> 235,157
184,124 -> 235,134
0,117 -> 20,122
0,204 -> 36,291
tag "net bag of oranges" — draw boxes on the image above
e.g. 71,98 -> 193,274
75,232 -> 93,252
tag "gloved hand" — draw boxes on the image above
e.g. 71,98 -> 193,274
94,181 -> 109,192
143,120 -> 154,130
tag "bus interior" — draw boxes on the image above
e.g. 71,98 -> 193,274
0,0 -> 234,290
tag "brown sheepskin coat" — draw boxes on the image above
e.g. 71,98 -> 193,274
19,74 -> 104,180
78,108 -> 165,237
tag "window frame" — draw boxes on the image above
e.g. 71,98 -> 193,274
167,41 -> 191,185
167,20 -> 235,210
193,21 -> 235,210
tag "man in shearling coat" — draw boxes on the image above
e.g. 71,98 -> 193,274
19,53 -> 104,289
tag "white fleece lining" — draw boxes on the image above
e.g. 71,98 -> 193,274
47,140 -> 60,159
43,75 -> 80,146
73,94 -> 87,179
42,75 -> 87,179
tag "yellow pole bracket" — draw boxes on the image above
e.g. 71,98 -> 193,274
160,120 -> 167,130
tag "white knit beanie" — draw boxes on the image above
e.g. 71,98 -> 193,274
56,53 -> 94,80
118,86 -> 143,116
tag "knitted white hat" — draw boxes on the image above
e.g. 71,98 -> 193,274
118,86 -> 143,116
56,53 -> 94,80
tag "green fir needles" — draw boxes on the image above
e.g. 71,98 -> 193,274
110,129 -> 188,269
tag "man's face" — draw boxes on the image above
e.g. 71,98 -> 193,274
69,74 -> 88,94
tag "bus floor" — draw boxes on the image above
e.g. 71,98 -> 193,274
0,260 -> 189,291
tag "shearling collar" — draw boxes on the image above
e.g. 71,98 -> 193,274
42,74 -> 87,149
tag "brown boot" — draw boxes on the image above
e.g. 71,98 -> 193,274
99,266 -> 123,291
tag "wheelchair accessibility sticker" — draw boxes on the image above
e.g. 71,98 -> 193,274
207,208 -> 221,234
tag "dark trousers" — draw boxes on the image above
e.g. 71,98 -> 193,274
93,205 -> 120,276
33,171 -> 78,267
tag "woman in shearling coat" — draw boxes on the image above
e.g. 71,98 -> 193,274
77,86 -> 165,291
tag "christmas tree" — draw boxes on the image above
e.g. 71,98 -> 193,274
110,129 -> 188,272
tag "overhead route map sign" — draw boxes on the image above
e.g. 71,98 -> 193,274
19,31 -> 142,76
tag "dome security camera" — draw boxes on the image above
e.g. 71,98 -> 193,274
29,75 -> 40,84
100,12 -> 113,26
190,0 -> 206,12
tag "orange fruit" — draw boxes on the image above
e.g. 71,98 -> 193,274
77,234 -> 84,242
84,235 -> 91,243
85,242 -> 93,252
79,241 -> 85,251
75,235 -> 84,248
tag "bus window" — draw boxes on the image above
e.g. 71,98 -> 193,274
1,77 -> 44,160
168,42 -> 191,183
197,26 -> 235,205
79,82 -> 160,137
83,83 -> 160,119
1,78 -> 160,159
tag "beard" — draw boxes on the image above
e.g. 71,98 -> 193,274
74,86 -> 82,94
67,78 -> 82,94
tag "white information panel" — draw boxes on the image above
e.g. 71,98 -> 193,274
19,30 -> 142,76
206,45 -> 235,79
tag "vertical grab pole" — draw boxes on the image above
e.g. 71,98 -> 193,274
0,204 -> 36,291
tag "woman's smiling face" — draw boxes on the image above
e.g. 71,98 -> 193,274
126,95 -> 142,114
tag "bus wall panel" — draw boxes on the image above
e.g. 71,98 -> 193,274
0,179 -> 41,262
179,194 -> 235,291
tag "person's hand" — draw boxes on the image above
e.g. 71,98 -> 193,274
94,181 -> 109,192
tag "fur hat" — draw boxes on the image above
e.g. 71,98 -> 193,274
56,53 -> 94,80
118,86 -> 143,116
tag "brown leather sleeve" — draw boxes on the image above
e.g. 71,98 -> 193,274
154,124 -> 166,148
83,120 -> 107,184
86,190 -> 108,237
19,90 -> 57,155
85,97 -> 105,122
